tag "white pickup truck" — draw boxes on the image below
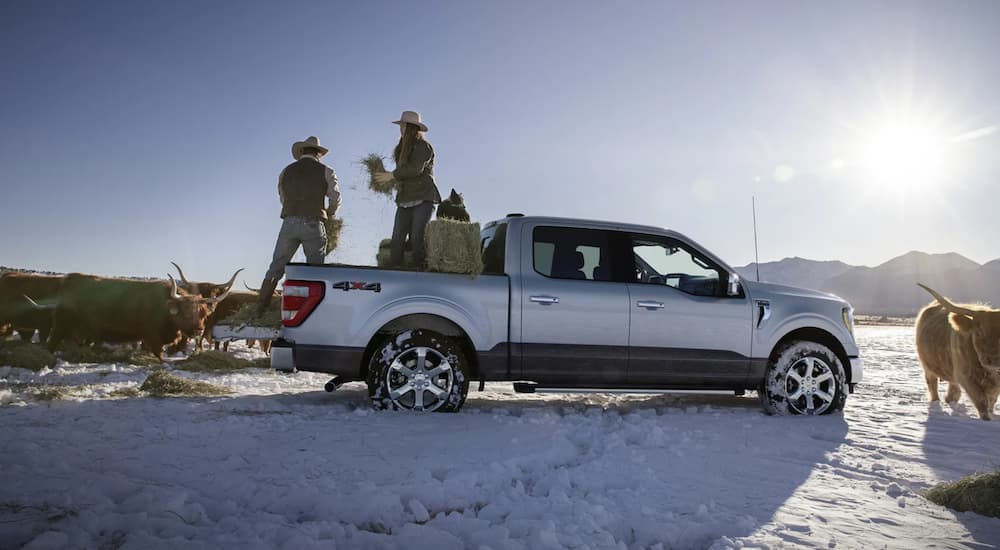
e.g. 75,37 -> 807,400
271,215 -> 862,415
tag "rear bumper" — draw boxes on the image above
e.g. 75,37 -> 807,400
271,339 -> 296,372
270,339 -> 366,379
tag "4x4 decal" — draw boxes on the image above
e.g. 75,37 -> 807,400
332,281 -> 381,293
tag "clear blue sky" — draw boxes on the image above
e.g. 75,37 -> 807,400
2,1 -> 998,284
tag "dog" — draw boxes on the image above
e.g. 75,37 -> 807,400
436,188 -> 470,222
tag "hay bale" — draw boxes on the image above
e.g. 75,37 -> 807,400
139,369 -> 230,397
0,341 -> 57,371
218,301 -> 281,328
175,350 -> 270,373
925,470 -> 1000,519
362,153 -> 395,196
424,219 -> 483,276
376,238 -> 415,269
325,216 -> 344,255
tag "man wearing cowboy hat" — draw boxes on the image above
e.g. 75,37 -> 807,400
255,136 -> 341,313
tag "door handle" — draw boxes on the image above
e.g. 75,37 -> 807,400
636,300 -> 664,310
529,295 -> 560,305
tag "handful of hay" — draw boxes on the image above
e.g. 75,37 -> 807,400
362,153 -> 395,196
219,301 -> 282,328
425,219 -> 483,276
325,216 -> 344,255
0,341 -> 56,371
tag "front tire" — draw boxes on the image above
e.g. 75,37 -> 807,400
366,329 -> 469,412
760,340 -> 847,415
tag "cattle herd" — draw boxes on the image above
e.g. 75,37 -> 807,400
0,264 -> 268,359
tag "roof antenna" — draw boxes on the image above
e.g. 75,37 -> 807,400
752,196 -> 761,282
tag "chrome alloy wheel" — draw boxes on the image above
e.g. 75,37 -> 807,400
385,346 -> 455,411
783,356 -> 837,415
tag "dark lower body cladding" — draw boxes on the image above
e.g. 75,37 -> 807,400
270,340 -> 366,379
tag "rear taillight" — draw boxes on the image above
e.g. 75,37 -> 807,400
281,280 -> 325,327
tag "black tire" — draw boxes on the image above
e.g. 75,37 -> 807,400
759,340 -> 847,416
366,329 -> 469,412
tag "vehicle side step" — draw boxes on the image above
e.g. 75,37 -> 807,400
513,382 -> 744,396
513,382 -> 537,393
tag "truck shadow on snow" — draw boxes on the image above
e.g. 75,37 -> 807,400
3,385 -> 849,549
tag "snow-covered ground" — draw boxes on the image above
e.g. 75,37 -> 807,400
1,326 -> 998,549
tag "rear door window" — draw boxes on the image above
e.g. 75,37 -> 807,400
532,226 -> 613,282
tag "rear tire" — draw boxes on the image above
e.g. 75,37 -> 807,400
366,329 -> 469,412
760,340 -> 847,415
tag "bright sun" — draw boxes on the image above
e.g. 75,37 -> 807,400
860,121 -> 950,191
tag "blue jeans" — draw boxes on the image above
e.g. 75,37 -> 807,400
390,202 -> 435,268
265,217 -> 326,280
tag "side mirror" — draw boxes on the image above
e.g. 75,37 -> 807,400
727,273 -> 741,297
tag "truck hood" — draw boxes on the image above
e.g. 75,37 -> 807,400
743,280 -> 850,307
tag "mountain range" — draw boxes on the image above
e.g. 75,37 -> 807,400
737,251 -> 1000,316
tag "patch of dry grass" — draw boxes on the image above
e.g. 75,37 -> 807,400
59,344 -> 162,367
925,470 -> 1000,519
109,387 -> 141,399
175,350 -> 269,373
32,386 -> 75,401
0,341 -> 56,371
139,369 -> 230,398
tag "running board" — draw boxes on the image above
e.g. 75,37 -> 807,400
513,382 -> 745,396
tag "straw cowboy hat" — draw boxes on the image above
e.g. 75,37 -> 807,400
392,110 -> 429,132
292,136 -> 329,160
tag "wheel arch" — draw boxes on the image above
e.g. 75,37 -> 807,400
770,327 -> 853,383
359,313 -> 478,382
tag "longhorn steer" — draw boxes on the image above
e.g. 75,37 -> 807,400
916,283 -> 1000,420
36,274 -> 228,359
0,273 -> 63,342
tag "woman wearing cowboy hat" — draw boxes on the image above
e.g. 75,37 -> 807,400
373,110 -> 441,269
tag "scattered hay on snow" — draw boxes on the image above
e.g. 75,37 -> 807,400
31,385 -> 76,401
425,219 -> 482,276
139,369 -> 230,398
109,387 -> 141,399
361,153 -> 395,196
925,470 -> 1000,519
325,216 -> 344,255
219,302 -> 282,328
175,350 -> 270,373
58,344 -> 162,367
0,341 -> 57,371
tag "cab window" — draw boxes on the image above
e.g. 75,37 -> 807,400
533,226 -> 613,282
631,234 -> 725,296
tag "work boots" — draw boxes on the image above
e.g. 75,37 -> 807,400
255,277 -> 280,316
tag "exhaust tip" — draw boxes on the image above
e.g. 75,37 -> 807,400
324,376 -> 342,392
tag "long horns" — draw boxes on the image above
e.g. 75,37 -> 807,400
168,274 -> 229,304
170,261 -> 191,285
23,294 -> 57,310
220,268 -> 244,294
918,283 -> 977,317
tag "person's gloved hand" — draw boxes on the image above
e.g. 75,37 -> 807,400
372,172 -> 394,184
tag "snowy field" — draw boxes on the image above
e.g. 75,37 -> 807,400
1,326 -> 998,550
